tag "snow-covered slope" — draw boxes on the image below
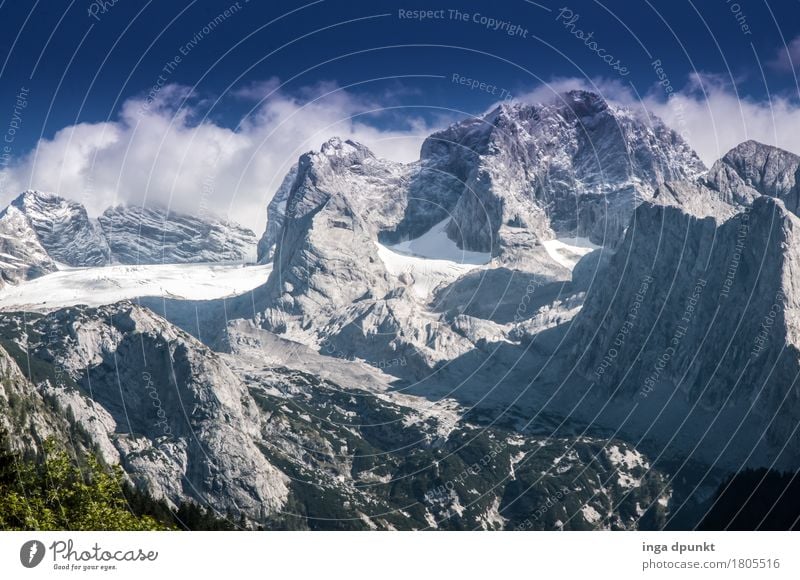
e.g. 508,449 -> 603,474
541,237 -> 599,269
375,218 -> 490,299
385,218 -> 491,264
0,263 -> 271,311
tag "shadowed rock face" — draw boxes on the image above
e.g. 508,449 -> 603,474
564,145 -> 800,468
257,163 -> 298,264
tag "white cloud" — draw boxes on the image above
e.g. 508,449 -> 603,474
644,75 -> 800,167
769,35 -> 800,72
0,82 -> 438,232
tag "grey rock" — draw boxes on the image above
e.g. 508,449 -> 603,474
567,195 -> 800,468
0,341 -> 71,455
99,205 -> 257,264
0,191 -> 110,286
15,302 -> 289,520
704,140 -> 800,210
257,163 -> 298,263
433,90 -> 705,251
10,191 -> 111,266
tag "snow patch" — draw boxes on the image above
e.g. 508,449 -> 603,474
541,236 -> 599,269
389,219 -> 490,264
375,219 -> 490,299
581,504 -> 602,525
606,444 -> 649,470
0,263 -> 272,310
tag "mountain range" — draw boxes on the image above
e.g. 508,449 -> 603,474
1,90 -> 798,530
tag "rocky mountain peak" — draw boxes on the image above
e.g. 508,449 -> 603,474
10,188 -> 61,207
708,139 -> 799,199
559,89 -> 611,117
0,188 -> 110,277
434,90 -> 706,250
8,189 -> 90,223
319,136 -> 374,161
693,140 -> 800,217
486,90 -> 610,128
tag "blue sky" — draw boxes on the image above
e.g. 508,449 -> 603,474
1,0 -> 798,229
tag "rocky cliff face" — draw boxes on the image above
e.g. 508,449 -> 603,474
427,90 -> 705,252
262,139 -> 396,315
99,205 -> 257,264
0,204 -> 57,286
1,303 -> 290,520
251,137 -> 477,368
703,140 -> 800,211
563,141 -> 800,468
0,341 -> 72,455
10,190 -> 111,266
252,91 -> 702,375
257,163 -> 298,264
259,91 -> 703,261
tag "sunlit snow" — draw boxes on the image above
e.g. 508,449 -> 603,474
375,219 -> 491,298
541,236 -> 599,269
0,263 -> 272,310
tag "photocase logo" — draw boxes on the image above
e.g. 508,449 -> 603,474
19,540 -> 46,568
